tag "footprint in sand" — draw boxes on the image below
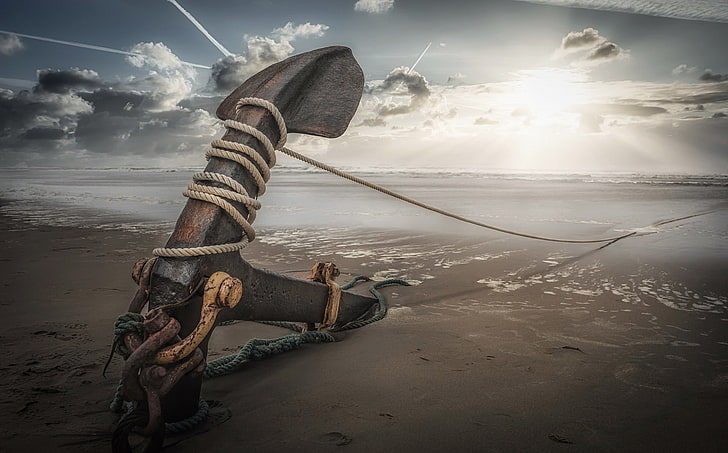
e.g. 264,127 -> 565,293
317,432 -> 353,446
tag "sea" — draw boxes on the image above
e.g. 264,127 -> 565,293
1,166 -> 727,316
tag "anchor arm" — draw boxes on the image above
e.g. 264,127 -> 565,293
208,254 -> 377,324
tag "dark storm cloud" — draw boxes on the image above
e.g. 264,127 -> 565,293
0,32 -> 24,56
73,108 -> 214,156
585,41 -> 624,61
0,87 -> 92,133
699,70 -> 728,82
0,44 -> 219,166
210,56 -> 251,92
35,68 -> 104,94
22,126 -> 67,140
78,89 -> 146,114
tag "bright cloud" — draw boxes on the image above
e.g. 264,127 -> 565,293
271,22 -> 330,41
126,42 -> 185,71
561,27 -> 603,50
354,0 -> 395,14
209,22 -> 329,92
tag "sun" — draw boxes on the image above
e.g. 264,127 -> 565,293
510,68 -> 586,117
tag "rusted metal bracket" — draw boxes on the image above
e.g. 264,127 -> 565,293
115,272 -> 243,450
134,47 -> 371,425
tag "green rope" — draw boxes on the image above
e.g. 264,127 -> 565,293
255,320 -> 304,332
108,276 -> 409,435
165,400 -> 209,434
109,381 -> 126,413
205,277 -> 410,378
341,275 -> 371,290
107,313 -> 146,412
112,312 -> 146,359
204,331 -> 335,378
332,278 -> 410,332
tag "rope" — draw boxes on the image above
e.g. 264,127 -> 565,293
153,97 -> 286,258
205,277 -> 409,378
280,147 -> 636,244
203,331 -> 335,378
332,278 -> 409,332
109,276 -> 407,435
152,93 -> 635,260
111,398 -> 209,434
164,400 -> 210,434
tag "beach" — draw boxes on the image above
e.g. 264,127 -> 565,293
1,168 -> 727,452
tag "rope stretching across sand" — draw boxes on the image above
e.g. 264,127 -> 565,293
154,97 -> 636,258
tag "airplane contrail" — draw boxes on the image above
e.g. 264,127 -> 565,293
0,30 -> 211,69
166,0 -> 233,57
408,42 -> 432,74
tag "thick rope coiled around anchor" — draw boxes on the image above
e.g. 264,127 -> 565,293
153,97 -> 287,258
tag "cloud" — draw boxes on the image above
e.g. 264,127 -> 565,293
378,67 -> 431,112
354,0 -> 394,14
209,22 -> 329,93
474,116 -> 497,125
511,0 -> 728,23
126,42 -> 186,72
672,64 -> 698,75
561,27 -> 602,50
558,27 -> 627,66
357,117 -> 387,127
0,43 -> 220,167
447,73 -> 466,85
35,68 -> 104,94
699,70 -> 728,82
0,32 -> 24,56
0,86 -> 93,133
271,22 -> 329,41
585,41 -> 625,61
571,103 -> 668,117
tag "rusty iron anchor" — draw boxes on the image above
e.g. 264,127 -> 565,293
118,46 -> 378,438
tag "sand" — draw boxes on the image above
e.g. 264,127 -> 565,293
1,211 -> 727,452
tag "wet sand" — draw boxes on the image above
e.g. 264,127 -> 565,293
1,212 -> 727,452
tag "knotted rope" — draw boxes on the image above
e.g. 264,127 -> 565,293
153,97 -> 286,258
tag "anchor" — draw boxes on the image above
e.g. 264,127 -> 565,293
110,46 -> 391,451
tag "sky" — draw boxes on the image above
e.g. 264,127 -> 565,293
0,0 -> 726,173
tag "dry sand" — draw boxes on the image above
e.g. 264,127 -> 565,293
1,211 -> 727,452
